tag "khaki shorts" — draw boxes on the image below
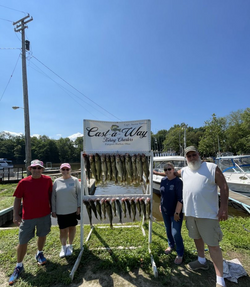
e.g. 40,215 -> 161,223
185,216 -> 223,246
19,214 -> 51,244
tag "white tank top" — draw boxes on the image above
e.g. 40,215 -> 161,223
181,162 -> 218,219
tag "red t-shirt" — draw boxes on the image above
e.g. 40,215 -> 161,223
13,175 -> 53,220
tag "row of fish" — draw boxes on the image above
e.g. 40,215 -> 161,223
83,153 -> 150,185
83,197 -> 151,228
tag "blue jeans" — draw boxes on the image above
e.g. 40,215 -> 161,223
162,212 -> 184,257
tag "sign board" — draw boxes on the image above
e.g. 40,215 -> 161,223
84,119 -> 151,153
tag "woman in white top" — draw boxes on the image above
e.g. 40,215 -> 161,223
52,163 -> 81,258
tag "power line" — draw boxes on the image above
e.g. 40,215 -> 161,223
31,55 -> 122,121
0,4 -> 27,15
0,53 -> 20,102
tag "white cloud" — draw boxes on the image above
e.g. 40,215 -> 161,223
68,132 -> 83,141
2,131 -> 23,137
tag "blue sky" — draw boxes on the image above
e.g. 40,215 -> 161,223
1,0 -> 250,140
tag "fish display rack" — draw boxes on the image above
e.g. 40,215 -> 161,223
82,152 -> 150,185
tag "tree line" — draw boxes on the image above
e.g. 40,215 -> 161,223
1,108 -> 249,164
152,108 -> 250,157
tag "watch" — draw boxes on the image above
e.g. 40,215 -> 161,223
175,212 -> 179,215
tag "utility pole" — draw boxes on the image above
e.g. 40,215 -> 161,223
13,15 -> 33,173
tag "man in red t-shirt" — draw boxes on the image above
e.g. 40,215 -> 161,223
9,159 -> 53,285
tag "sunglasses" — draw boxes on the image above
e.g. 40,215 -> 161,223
31,166 -> 42,170
164,168 -> 172,171
187,153 -> 197,159
61,168 -> 70,171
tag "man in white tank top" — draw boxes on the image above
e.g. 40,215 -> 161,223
177,146 -> 229,287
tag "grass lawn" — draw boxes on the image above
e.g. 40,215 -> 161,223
0,217 -> 249,287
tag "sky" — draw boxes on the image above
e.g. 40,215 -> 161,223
1,0 -> 250,141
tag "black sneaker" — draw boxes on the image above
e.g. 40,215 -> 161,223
36,252 -> 47,265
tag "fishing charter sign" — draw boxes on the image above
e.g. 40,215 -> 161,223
84,119 -> 151,153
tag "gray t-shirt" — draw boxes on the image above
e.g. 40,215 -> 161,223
52,176 -> 81,215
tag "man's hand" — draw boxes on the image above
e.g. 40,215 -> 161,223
13,215 -> 22,226
52,212 -> 57,218
217,206 -> 228,221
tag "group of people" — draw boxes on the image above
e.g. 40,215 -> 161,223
156,146 -> 229,287
9,144 -> 229,287
9,160 -> 81,285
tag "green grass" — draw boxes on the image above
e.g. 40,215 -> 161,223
0,218 -> 250,287
0,183 -> 16,210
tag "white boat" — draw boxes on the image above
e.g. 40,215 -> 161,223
0,158 -> 14,177
215,155 -> 250,197
152,155 -> 186,195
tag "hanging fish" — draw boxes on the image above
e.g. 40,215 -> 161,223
105,199 -> 113,228
116,199 -> 122,223
110,155 -> 118,183
125,153 -> 133,183
95,198 -> 102,221
111,198 -> 117,216
89,154 -> 97,182
125,198 -> 132,219
101,198 -> 106,220
141,154 -> 150,184
82,153 -> 91,184
135,197 -> 141,217
145,197 -> 151,220
136,154 -> 143,183
89,199 -> 98,219
106,154 -> 112,180
131,197 -> 136,222
140,197 -> 147,219
101,154 -> 108,182
83,200 -> 92,226
120,155 -> 126,181
116,154 -> 124,183
121,198 -> 127,218
131,154 -> 137,184
94,153 -> 102,182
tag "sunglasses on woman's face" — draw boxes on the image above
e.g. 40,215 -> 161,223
61,168 -> 69,171
31,166 -> 42,170
164,168 -> 172,171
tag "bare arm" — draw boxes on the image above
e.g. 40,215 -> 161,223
13,197 -> 22,226
174,201 -> 183,221
215,166 -> 229,221
153,170 -> 165,176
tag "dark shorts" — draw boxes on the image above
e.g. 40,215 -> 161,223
57,212 -> 78,229
19,214 -> 51,244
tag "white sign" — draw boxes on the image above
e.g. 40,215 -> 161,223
84,119 -> 151,153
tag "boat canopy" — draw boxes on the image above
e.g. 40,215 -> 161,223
215,155 -> 250,173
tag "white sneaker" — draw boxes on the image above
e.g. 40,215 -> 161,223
65,245 -> 73,256
59,246 -> 66,258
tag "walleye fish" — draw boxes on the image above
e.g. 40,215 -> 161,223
101,154 -> 108,182
135,197 -> 141,217
89,199 -> 98,219
89,154 -> 97,182
136,154 -> 143,183
95,198 -> 102,220
131,154 -> 137,183
111,198 -> 117,216
116,199 -> 122,223
95,153 -> 102,182
105,199 -> 113,228
83,200 -> 92,226
101,198 -> 106,220
83,153 -> 91,183
106,154 -> 112,180
125,153 -> 133,182
116,154 -> 124,183
120,155 -> 126,180
110,155 -> 118,183
131,197 -> 136,222
140,197 -> 146,219
142,154 -> 150,184
125,198 -> 132,219
146,197 -> 151,220
121,198 -> 127,218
